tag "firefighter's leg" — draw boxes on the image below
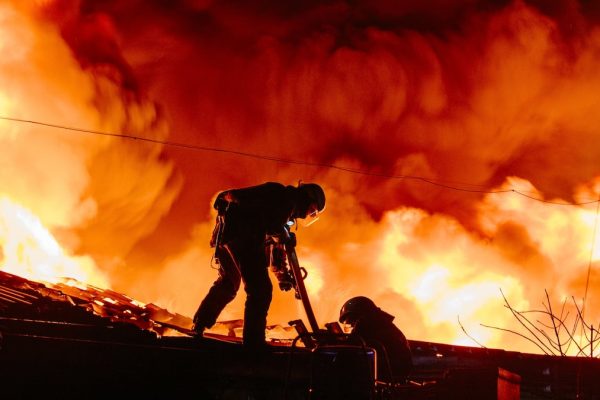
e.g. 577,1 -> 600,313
192,246 -> 241,333
239,243 -> 272,347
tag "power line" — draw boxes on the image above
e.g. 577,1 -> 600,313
1,115 -> 599,206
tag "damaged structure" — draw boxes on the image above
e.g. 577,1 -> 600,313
1,270 -> 600,399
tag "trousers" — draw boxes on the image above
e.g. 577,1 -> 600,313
193,239 -> 273,347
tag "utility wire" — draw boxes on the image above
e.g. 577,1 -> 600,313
1,115 -> 599,206
3,114 -> 600,328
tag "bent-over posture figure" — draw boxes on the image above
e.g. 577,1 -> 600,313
193,181 -> 325,348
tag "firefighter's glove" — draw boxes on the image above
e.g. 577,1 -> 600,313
279,279 -> 294,292
275,270 -> 295,292
279,272 -> 295,292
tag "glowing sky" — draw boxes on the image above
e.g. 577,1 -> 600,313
1,0 -> 600,353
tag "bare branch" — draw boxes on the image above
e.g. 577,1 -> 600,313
481,323 -> 551,355
558,297 -> 569,333
535,326 -> 561,353
591,325 -> 594,358
536,320 -> 556,330
546,290 -> 563,355
457,316 -> 487,349
542,309 -> 586,355
499,289 -> 557,354
481,288 -> 600,358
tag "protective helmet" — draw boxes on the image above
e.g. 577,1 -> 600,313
298,183 -> 326,212
339,296 -> 377,325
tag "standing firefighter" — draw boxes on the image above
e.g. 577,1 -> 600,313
339,296 -> 413,383
193,182 -> 326,348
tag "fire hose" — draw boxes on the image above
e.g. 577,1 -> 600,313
268,226 -> 320,334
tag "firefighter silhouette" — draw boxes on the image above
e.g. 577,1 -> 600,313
339,296 -> 413,383
193,182 -> 325,348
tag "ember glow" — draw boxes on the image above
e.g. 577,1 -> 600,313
0,196 -> 107,287
2,0 -> 600,354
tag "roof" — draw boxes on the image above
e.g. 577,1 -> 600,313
2,269 -> 600,399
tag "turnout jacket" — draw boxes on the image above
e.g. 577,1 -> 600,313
213,182 -> 298,245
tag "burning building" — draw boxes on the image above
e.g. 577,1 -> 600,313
2,0 -> 600,398
2,268 -> 600,399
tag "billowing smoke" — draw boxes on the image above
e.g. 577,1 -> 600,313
2,0 -> 600,353
0,2 -> 181,282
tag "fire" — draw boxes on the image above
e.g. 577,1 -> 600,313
581,208 -> 600,261
2,0 -> 600,356
374,204 -> 528,349
0,196 -> 108,288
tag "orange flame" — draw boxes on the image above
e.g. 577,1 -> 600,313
0,196 -> 108,288
2,0 -> 600,355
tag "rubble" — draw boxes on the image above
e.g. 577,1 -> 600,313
2,269 -> 600,399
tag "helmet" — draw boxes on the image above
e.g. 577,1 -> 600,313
339,296 -> 377,325
298,183 -> 326,212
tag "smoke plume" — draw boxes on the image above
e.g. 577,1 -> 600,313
1,0 -> 600,352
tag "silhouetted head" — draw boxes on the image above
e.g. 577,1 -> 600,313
294,183 -> 326,224
339,296 -> 377,326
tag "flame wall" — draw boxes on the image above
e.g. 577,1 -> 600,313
1,0 -> 600,353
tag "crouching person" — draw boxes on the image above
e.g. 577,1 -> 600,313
339,296 -> 413,383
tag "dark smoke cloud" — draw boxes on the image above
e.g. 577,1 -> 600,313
18,0 -> 600,347
33,0 -> 599,269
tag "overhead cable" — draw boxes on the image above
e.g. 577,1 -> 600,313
1,115 -> 598,206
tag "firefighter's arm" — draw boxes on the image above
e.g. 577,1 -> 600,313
274,269 -> 295,292
270,243 -> 294,291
